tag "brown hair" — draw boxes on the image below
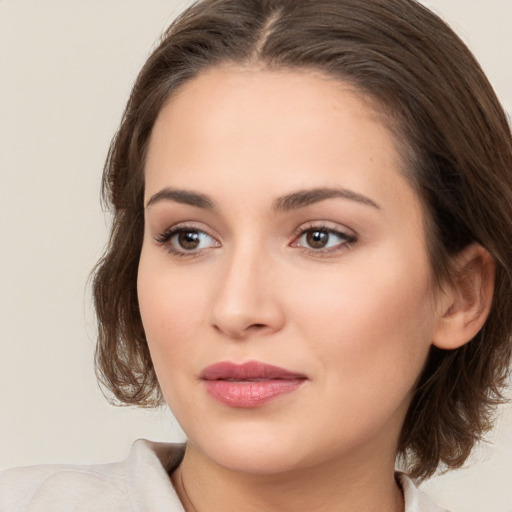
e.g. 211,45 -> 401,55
92,0 -> 512,479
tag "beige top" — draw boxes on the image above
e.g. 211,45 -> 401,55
0,439 -> 451,511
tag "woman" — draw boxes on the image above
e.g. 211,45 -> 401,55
2,0 -> 511,510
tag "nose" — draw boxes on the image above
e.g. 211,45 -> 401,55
210,245 -> 285,339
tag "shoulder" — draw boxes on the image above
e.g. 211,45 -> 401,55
399,473 -> 453,512
0,460 -> 129,512
0,439 -> 186,512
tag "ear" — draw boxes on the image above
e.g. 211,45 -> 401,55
432,244 -> 495,350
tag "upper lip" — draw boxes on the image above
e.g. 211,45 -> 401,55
200,361 -> 307,381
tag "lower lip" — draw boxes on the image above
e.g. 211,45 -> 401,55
204,379 -> 305,408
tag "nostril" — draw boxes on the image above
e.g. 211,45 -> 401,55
247,323 -> 267,331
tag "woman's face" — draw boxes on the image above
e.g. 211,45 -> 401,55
138,66 -> 445,474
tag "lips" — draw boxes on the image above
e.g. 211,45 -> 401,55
200,361 -> 307,408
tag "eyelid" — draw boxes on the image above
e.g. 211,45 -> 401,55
292,221 -> 357,238
153,221 -> 213,242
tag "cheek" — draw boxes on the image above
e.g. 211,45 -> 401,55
137,256 -> 211,422
137,250 -> 207,382
289,253 -> 435,402
138,246 -> 207,339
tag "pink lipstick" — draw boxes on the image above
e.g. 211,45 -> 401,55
200,361 -> 307,408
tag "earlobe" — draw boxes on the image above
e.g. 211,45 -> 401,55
432,244 -> 495,350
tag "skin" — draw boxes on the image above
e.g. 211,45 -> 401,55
137,66 -> 485,511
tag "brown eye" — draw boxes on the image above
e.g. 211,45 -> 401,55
306,230 -> 329,249
294,227 -> 355,252
177,231 -> 201,250
155,227 -> 219,255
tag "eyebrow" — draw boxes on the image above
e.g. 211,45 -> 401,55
145,186 -> 380,211
272,187 -> 380,212
146,188 -> 215,209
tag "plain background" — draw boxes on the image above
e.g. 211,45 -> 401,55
1,1 -> 511,510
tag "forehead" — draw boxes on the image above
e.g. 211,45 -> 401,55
144,66 -> 420,223
148,66 -> 391,163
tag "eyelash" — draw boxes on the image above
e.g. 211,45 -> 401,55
154,223 -> 358,257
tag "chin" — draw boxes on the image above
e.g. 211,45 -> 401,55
206,444 -> 307,475
187,422 -> 313,475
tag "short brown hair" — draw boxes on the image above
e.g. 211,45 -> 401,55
92,0 -> 512,479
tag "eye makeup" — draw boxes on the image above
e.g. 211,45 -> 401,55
153,220 -> 358,259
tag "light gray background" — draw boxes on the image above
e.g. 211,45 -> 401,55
1,1 -> 511,510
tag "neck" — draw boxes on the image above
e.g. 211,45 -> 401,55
171,442 -> 404,512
